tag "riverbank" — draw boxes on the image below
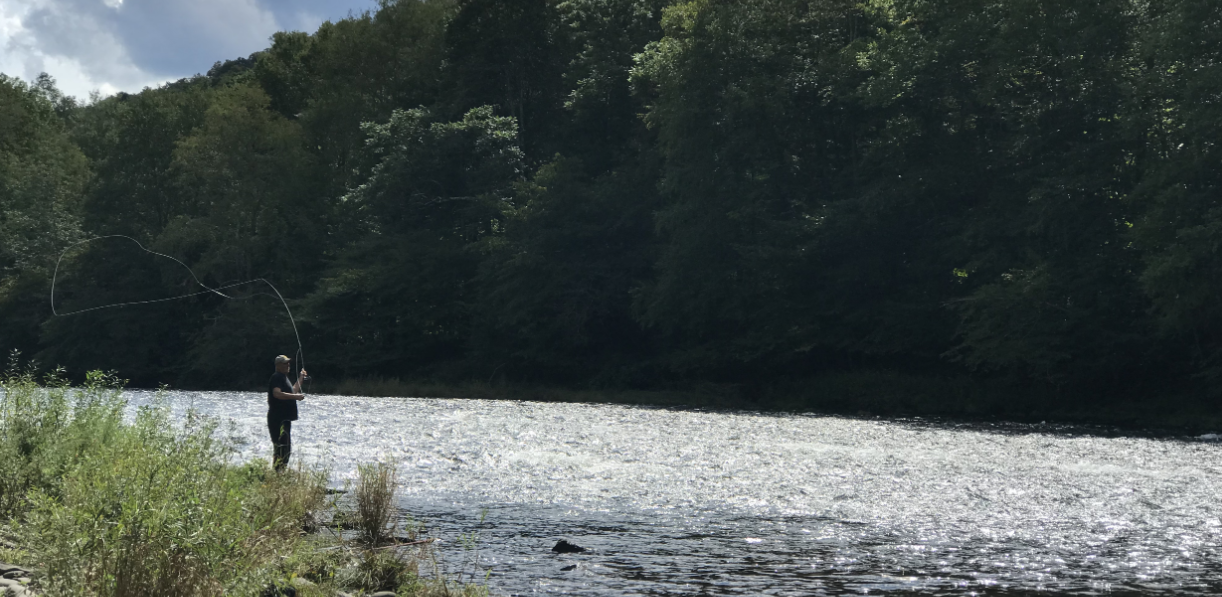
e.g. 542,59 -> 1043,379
107,386 -> 1222,595
0,369 -> 485,597
318,370 -> 1222,435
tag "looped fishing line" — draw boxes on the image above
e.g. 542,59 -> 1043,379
52,235 -> 308,383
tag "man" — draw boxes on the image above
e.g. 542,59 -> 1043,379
268,354 -> 307,472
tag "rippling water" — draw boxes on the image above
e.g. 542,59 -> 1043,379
128,390 -> 1222,595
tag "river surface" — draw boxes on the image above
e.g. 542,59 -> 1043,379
127,390 -> 1222,596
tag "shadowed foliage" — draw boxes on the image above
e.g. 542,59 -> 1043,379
2,0 -> 1221,421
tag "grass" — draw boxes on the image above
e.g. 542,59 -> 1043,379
353,462 -> 398,547
0,354 -> 487,597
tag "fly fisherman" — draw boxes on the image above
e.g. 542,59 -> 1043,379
268,354 -> 307,472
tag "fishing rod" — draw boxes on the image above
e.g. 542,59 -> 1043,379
51,235 -> 309,384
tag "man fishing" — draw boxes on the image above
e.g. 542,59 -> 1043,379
268,354 -> 307,472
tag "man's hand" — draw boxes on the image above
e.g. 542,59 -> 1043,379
292,368 -> 308,393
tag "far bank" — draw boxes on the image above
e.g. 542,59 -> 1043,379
275,371 -> 1221,436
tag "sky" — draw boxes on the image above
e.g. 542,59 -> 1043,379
0,0 -> 379,100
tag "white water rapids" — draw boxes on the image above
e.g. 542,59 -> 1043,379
129,390 -> 1222,595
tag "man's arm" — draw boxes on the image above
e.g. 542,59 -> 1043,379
272,387 -> 305,401
292,368 -> 308,393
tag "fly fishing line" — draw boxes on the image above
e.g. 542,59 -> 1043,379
51,235 -> 308,381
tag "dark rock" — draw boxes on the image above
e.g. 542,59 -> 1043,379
260,584 -> 296,597
552,540 -> 586,553
0,577 -> 28,597
561,564 -> 578,571
289,577 -> 316,589
0,565 -> 29,577
301,512 -> 321,534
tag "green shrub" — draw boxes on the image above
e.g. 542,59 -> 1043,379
354,549 -> 414,592
0,363 -> 122,518
0,359 -> 485,597
354,462 -> 398,547
6,388 -> 325,595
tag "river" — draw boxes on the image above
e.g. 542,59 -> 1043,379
127,390 -> 1222,596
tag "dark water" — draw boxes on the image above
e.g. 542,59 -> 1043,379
128,390 -> 1222,595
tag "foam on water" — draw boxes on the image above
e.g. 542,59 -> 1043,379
127,390 -> 1222,595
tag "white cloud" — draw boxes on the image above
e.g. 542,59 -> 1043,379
0,0 -> 281,100
0,0 -> 374,100
110,0 -> 279,75
0,0 -> 157,99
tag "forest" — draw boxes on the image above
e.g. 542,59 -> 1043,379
1,0 -> 1220,419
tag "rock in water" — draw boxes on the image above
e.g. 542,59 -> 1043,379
0,577 -> 28,597
552,539 -> 586,553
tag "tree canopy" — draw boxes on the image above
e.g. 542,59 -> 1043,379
2,0 -> 1221,412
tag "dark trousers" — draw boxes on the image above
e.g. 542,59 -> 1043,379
268,417 -> 292,472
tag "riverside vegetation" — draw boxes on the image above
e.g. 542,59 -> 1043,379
3,0 -> 1222,426
0,359 -> 486,597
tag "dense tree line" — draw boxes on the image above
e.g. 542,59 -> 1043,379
1,0 -> 1220,410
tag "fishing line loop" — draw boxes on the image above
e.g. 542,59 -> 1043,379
51,235 -> 307,382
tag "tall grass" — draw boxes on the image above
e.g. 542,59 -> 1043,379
0,360 -> 325,595
0,354 -> 486,597
354,462 -> 398,546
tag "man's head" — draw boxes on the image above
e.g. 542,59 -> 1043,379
274,354 -> 291,373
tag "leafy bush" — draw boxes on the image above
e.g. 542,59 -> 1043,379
0,358 -> 485,596
0,361 -> 326,595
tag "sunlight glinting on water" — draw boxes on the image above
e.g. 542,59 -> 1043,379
129,390 -> 1222,595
